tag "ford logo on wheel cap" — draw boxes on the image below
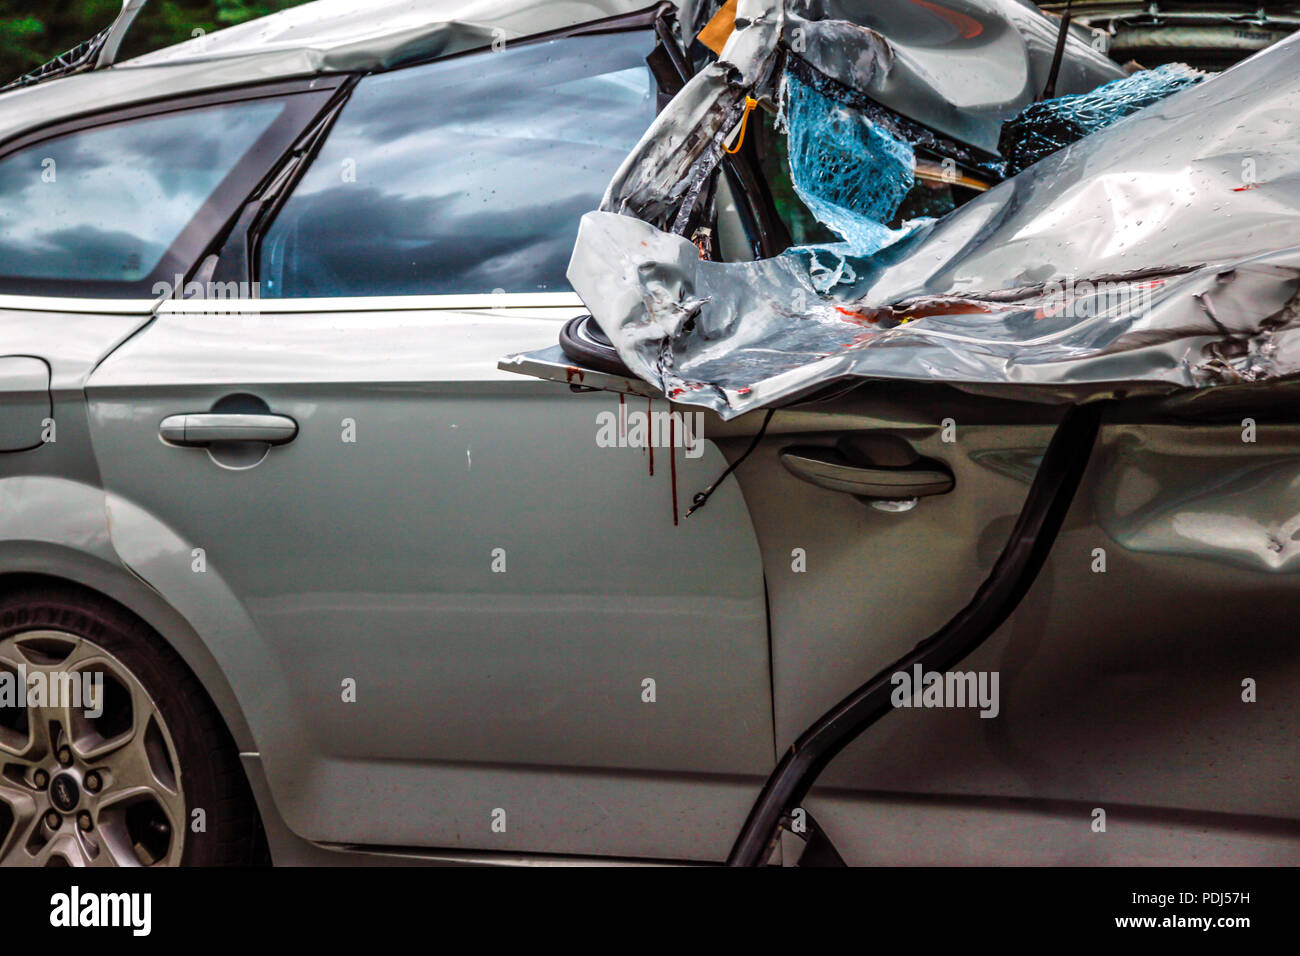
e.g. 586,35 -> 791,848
50,773 -> 80,812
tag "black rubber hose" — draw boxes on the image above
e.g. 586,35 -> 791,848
726,400 -> 1105,866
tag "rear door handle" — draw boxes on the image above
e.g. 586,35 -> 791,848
159,413 -> 298,446
780,446 -> 953,499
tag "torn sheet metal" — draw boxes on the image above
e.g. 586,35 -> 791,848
601,0 -> 1121,228
778,1 -> 1124,156
500,345 -> 663,398
601,1 -> 782,231
569,10 -> 1300,420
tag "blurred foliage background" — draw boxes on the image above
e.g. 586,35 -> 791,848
0,0 -> 312,84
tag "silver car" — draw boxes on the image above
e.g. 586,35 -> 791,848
1,0 -> 1297,868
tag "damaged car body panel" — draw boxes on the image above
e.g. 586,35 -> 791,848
775,0 -> 1125,156
597,0 -> 1120,241
777,409 -> 1300,865
563,2 -> 1300,421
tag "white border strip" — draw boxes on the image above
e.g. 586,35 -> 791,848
159,291 -> 585,314
0,294 -> 160,315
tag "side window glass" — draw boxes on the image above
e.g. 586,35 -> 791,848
259,31 -> 657,298
0,100 -> 286,295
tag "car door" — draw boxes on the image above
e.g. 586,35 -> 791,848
701,385 -> 1300,866
85,27 -> 775,862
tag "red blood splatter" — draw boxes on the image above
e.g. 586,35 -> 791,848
835,306 -> 881,325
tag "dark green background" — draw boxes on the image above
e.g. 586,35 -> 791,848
0,1 -> 311,84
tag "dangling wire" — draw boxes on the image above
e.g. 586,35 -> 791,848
685,408 -> 776,517
723,96 -> 759,154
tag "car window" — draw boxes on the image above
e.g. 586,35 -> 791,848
258,31 -> 657,298
0,100 -> 286,294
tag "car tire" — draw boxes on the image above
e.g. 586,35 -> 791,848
0,582 -> 265,866
558,314 -> 635,377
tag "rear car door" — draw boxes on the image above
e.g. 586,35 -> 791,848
85,27 -> 775,862
0,80 -> 337,562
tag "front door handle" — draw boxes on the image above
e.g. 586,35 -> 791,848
159,413 -> 298,447
780,446 -> 953,499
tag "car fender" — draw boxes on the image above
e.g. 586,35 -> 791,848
0,474 -> 258,754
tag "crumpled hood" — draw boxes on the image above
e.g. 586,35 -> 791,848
568,3 -> 1300,419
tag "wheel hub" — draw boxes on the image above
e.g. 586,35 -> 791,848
48,772 -> 80,813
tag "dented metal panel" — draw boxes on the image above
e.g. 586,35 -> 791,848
566,12 -> 1300,420
782,0 -> 1123,154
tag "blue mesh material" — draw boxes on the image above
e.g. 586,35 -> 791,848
999,63 -> 1204,175
784,70 -> 916,256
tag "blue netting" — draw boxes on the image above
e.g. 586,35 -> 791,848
784,70 -> 916,257
999,62 -> 1205,175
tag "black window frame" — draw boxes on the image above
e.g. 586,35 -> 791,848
0,77 -> 343,299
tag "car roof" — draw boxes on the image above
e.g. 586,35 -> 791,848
0,0 -> 662,145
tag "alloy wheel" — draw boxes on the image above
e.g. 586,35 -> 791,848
0,630 -> 185,866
